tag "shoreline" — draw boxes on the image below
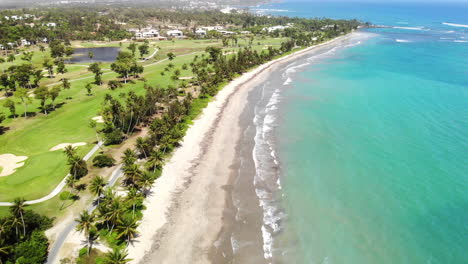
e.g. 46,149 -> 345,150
127,32 -> 359,264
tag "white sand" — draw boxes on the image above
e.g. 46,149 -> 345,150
50,143 -> 87,152
0,154 -> 28,177
92,116 -> 104,123
127,33 -> 358,263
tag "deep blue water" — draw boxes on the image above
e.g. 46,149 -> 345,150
253,1 -> 468,263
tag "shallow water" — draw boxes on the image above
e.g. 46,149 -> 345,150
248,1 -> 468,263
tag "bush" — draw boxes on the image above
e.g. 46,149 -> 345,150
93,154 -> 116,168
13,231 -> 49,264
103,129 -> 123,145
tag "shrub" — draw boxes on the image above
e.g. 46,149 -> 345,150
103,129 -> 123,145
93,155 -> 116,168
13,231 -> 49,264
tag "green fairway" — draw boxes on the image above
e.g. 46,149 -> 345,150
0,37 -> 286,203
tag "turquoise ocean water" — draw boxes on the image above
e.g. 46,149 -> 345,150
252,1 -> 468,263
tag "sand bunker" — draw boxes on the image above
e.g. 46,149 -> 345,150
92,116 -> 104,123
50,143 -> 87,151
0,154 -> 28,177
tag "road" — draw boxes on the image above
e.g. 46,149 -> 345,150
45,164 -> 123,264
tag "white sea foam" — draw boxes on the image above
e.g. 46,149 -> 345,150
344,40 -> 362,48
283,77 -> 292,85
393,26 -> 426,31
442,22 -> 468,28
395,39 -> 412,43
454,40 -> 468,43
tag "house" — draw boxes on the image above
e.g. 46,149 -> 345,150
240,31 -> 251,34
47,22 -> 57,27
21,39 -> 31,46
166,30 -> 184,37
201,26 -> 224,31
263,25 -> 290,33
195,29 -> 207,36
218,30 -> 235,36
133,28 -> 160,39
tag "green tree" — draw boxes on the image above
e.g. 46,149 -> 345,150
138,43 -> 149,58
85,83 -> 93,95
127,43 -> 137,57
90,176 -> 106,203
88,62 -> 103,85
3,98 -> 16,117
50,85 -> 62,109
75,210 -> 95,236
9,198 -> 27,237
116,216 -> 138,245
62,78 -> 71,90
14,88 -> 31,118
34,86 -> 50,114
167,52 -> 176,61
102,248 -> 131,264
43,58 -> 54,78
7,54 -> 15,63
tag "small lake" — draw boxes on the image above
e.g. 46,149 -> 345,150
70,47 -> 121,63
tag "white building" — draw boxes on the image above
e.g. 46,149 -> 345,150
263,25 -> 290,33
21,39 -> 31,46
47,22 -> 57,27
218,30 -> 235,36
133,28 -> 160,39
166,30 -> 184,37
201,26 -> 224,31
195,29 -> 207,36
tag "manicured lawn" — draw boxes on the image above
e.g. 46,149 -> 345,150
0,36 -> 285,203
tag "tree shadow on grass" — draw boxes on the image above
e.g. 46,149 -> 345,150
0,126 -> 10,135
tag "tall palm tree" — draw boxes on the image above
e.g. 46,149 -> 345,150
103,198 -> 123,233
138,171 -> 157,194
116,216 -> 138,245
135,137 -> 148,158
122,149 -> 137,167
125,188 -> 143,217
84,227 -> 99,256
9,198 -> 27,236
0,239 -> 10,264
103,247 -> 131,264
75,210 -> 95,236
8,215 -> 23,238
123,164 -> 142,187
146,150 -> 163,173
63,145 -> 77,160
90,176 -> 107,204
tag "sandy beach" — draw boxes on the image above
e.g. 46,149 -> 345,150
126,32 -> 359,264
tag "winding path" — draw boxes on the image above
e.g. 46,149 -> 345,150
45,163 -> 124,264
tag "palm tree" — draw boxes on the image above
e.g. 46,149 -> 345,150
90,176 -> 106,204
102,248 -> 131,264
103,198 -> 123,233
123,164 -> 142,187
9,198 -> 27,236
122,149 -> 137,167
135,137 -> 148,158
0,220 -> 8,239
138,171 -> 157,194
75,210 -> 95,236
63,145 -> 77,161
0,240 -> 10,264
8,216 -> 22,238
116,216 -> 138,245
84,227 -> 99,256
146,150 -> 163,173
125,188 -> 143,216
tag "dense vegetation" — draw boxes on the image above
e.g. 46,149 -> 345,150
0,199 -> 53,264
0,6 -> 360,262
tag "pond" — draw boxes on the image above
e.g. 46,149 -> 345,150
69,47 -> 121,63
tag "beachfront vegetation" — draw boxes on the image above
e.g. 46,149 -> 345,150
0,199 -> 53,264
0,6 -> 360,262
